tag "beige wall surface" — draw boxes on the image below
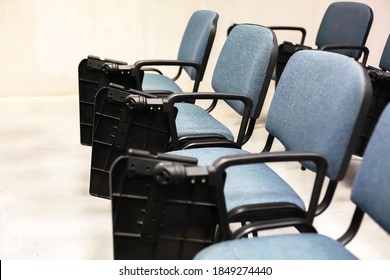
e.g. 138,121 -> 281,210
0,0 -> 388,96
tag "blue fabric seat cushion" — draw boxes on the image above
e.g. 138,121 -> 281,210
142,73 -> 183,93
194,233 -> 358,260
174,103 -> 234,141
167,147 -> 305,212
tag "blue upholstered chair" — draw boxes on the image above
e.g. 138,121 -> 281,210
195,104 -> 390,260
268,1 -> 373,82
168,24 -> 278,149
134,10 -> 218,93
314,2 -> 373,58
167,50 -> 371,232
270,1 -> 373,57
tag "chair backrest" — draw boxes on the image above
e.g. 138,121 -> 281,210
379,34 -> 390,71
212,24 -> 278,119
266,50 -> 371,181
177,10 -> 219,81
315,2 -> 373,59
351,105 -> 390,233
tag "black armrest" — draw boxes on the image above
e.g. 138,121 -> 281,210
269,26 -> 307,45
320,45 -> 369,66
134,59 -> 202,73
212,151 -> 328,224
141,67 -> 164,75
167,92 -> 253,148
233,217 -> 317,239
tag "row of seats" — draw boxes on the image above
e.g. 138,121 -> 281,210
78,2 -> 390,259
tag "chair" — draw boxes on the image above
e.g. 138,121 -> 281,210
194,104 -> 390,260
269,1 -> 373,82
170,23 -> 277,150
354,34 -> 390,156
88,24 -> 277,198
78,10 -> 218,146
134,10 -> 219,94
109,50 -> 372,258
166,50 -> 371,233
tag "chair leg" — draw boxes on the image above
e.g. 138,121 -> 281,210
316,180 -> 338,216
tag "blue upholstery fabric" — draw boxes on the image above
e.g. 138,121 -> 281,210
142,73 -> 183,93
178,10 -> 219,80
266,50 -> 368,181
351,105 -> 390,233
212,25 -> 275,118
167,147 -> 306,212
194,234 -> 357,260
172,24 -> 276,144
174,103 -> 234,140
379,35 -> 390,71
315,2 -> 372,58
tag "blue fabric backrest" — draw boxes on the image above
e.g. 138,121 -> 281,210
177,10 -> 218,80
212,24 -> 276,119
315,2 -> 373,58
379,35 -> 390,71
266,50 -> 370,181
351,105 -> 390,233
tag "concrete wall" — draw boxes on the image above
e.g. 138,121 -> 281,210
0,0 -> 388,96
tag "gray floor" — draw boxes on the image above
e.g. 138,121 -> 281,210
0,93 -> 389,259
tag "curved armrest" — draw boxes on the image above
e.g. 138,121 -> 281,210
212,151 -> 328,223
320,45 -> 369,66
141,67 -> 164,75
233,217 -> 317,239
167,92 -> 253,147
134,59 -> 202,72
269,26 -> 307,45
